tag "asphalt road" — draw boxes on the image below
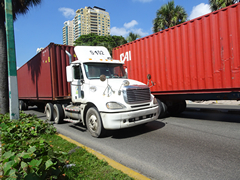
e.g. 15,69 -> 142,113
25,105 -> 240,180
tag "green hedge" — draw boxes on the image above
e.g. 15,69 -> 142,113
0,113 -> 66,180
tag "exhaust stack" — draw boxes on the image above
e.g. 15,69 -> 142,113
65,50 -> 72,64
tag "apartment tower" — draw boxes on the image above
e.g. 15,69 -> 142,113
74,6 -> 110,40
62,20 -> 74,46
62,6 -> 110,45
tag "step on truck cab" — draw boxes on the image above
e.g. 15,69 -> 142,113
47,46 -> 160,137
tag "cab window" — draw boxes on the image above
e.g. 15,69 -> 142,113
84,63 -> 127,79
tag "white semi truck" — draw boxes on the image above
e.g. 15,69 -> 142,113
18,44 -> 160,137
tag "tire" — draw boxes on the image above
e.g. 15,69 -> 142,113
167,100 -> 186,115
157,99 -> 168,118
86,107 -> 105,138
23,102 -> 28,110
45,103 -> 54,121
19,100 -> 25,111
53,104 -> 64,124
179,100 -> 186,113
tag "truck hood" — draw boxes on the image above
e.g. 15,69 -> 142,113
88,78 -> 147,91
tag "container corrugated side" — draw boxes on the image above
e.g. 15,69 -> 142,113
49,43 -> 76,100
113,3 -> 240,94
17,43 -> 76,101
18,45 -> 52,100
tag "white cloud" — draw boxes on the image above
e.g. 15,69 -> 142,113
189,3 -> 211,20
111,27 -> 130,37
124,20 -> 138,29
59,7 -> 75,18
133,28 -> 148,37
111,20 -> 149,37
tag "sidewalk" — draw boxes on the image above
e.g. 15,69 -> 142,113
186,100 -> 240,114
187,100 -> 240,106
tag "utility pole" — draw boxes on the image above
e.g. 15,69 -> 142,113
4,0 -> 19,120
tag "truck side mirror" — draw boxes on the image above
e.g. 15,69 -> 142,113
147,74 -> 151,80
80,79 -> 85,84
66,66 -> 72,82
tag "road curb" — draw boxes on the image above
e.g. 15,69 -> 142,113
58,134 -> 150,180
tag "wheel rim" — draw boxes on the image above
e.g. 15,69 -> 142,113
53,109 -> 57,122
88,114 -> 98,132
46,108 -> 50,118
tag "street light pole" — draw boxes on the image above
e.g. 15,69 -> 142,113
4,0 -> 19,120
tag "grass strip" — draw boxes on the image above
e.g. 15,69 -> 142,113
41,133 -> 133,180
58,134 -> 151,180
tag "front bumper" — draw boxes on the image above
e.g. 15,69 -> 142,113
100,105 -> 160,129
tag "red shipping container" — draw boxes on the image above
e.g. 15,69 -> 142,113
113,3 -> 240,96
17,43 -> 76,101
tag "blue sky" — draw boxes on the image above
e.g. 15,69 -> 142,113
14,0 -> 212,68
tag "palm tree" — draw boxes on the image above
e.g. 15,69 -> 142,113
153,0 -> 187,33
0,0 -> 42,114
209,0 -> 239,11
126,32 -> 141,42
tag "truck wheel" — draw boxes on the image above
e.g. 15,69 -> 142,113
45,103 -> 54,121
19,100 -> 25,111
86,107 -> 105,138
157,99 -> 167,118
53,104 -> 64,124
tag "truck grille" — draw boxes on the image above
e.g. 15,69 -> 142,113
123,85 -> 151,104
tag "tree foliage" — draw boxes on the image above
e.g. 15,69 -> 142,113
209,0 -> 239,11
0,0 -> 42,114
0,0 -> 42,20
74,33 -> 127,55
152,0 -> 187,32
126,32 -> 141,42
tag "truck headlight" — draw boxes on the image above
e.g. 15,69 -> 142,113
153,97 -> 158,105
106,102 -> 126,109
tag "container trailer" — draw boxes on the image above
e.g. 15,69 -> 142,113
17,43 -> 160,137
112,3 -> 240,115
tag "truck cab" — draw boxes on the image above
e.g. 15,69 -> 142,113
51,46 -> 160,137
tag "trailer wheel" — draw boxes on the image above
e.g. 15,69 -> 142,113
19,100 -> 25,111
53,104 -> 64,124
23,102 -> 28,110
86,107 -> 105,138
157,99 -> 167,118
45,103 -> 54,121
167,100 -> 186,115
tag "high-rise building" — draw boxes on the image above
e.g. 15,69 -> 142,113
62,20 -> 74,46
62,6 -> 110,45
73,6 -> 110,40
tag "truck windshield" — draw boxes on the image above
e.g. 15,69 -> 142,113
84,63 -> 127,79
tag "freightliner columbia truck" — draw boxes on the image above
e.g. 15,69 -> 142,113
17,44 -> 160,137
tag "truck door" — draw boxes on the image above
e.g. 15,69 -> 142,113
71,64 -> 84,102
